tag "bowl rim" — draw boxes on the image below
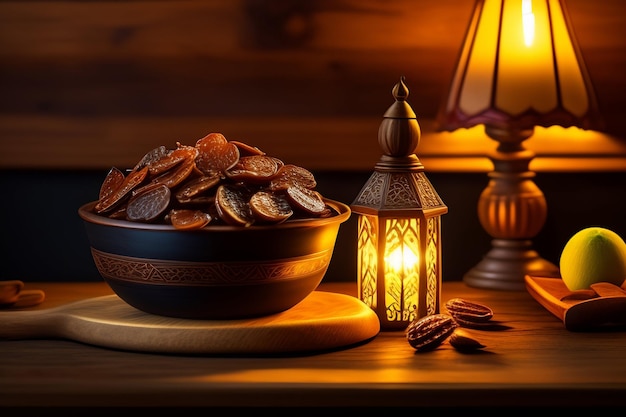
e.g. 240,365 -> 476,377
78,198 -> 351,231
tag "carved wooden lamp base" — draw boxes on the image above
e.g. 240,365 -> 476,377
464,239 -> 559,291
463,126 -> 560,291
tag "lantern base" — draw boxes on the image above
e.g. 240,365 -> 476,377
463,239 -> 560,291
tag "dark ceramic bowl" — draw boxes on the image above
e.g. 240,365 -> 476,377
78,199 -> 350,319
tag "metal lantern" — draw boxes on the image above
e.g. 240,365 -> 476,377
352,77 -> 448,331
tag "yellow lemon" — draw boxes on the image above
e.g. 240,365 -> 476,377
559,227 -> 626,291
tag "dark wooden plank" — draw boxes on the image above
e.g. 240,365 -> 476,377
1,115 -> 624,171
0,0 -> 625,170
1,281 -> 626,408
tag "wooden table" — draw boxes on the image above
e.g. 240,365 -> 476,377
1,281 -> 625,411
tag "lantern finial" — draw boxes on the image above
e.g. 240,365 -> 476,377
377,77 -> 422,169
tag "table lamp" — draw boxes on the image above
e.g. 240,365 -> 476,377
437,0 -> 600,290
352,77 -> 448,330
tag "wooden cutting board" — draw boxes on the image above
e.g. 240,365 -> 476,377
525,275 -> 626,331
0,291 -> 380,354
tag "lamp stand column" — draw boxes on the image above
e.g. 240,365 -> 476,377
463,126 -> 560,291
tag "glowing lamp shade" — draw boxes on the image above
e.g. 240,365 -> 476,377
437,0 -> 600,290
352,78 -> 448,330
440,0 -> 599,132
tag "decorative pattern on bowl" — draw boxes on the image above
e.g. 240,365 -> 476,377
92,249 -> 333,285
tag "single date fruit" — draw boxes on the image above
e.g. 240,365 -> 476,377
445,298 -> 493,324
448,328 -> 486,352
406,313 -> 458,352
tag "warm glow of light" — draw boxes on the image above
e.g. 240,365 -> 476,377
448,0 -> 594,120
186,367 -> 424,384
522,0 -> 535,46
381,218 -> 421,325
385,244 -> 419,273
499,0 -> 556,113
357,215 -> 379,310
421,125 -> 626,173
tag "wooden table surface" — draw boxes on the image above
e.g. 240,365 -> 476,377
1,281 -> 625,411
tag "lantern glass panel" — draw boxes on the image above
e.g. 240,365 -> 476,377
383,218 -> 420,324
357,215 -> 378,310
425,216 -> 441,316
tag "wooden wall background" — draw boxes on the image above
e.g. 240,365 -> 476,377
1,0 -> 625,172
1,0 -> 625,283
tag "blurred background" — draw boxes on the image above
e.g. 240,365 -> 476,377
1,0 -> 625,283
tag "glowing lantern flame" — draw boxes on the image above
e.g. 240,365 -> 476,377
386,245 -> 419,274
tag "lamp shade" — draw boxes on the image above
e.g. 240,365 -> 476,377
438,0 -> 600,132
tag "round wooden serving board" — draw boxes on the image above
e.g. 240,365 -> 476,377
0,291 -> 380,355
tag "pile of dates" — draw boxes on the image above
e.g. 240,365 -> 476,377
93,132 -> 336,230
406,298 -> 495,353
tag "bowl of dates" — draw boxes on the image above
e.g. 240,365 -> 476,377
78,133 -> 350,320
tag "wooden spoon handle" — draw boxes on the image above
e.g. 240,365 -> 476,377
590,282 -> 626,298
11,289 -> 46,308
564,296 -> 626,331
0,280 -> 24,304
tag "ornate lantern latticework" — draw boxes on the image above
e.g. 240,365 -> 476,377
352,77 -> 448,330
